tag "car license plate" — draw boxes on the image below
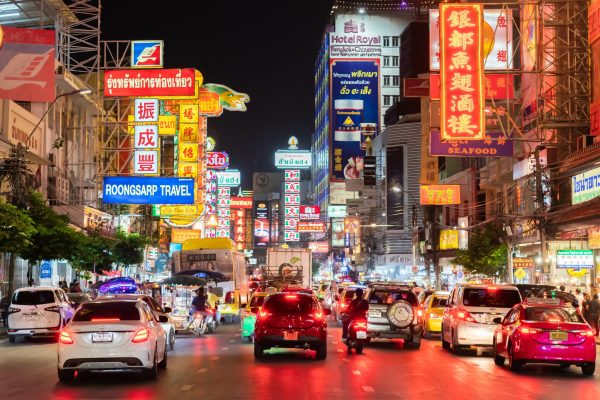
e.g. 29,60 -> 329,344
368,310 -> 381,318
550,331 -> 568,341
356,331 -> 367,339
283,331 -> 298,341
92,332 -> 113,343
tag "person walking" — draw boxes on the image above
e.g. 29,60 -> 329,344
588,294 -> 600,337
582,293 -> 591,322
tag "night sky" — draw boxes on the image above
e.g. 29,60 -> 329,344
101,1 -> 334,188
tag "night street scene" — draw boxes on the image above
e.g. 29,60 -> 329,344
2,0 -> 600,399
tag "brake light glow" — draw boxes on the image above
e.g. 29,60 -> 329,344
284,295 -> 299,300
580,330 -> 594,337
59,331 -> 74,344
340,302 -> 347,309
520,327 -> 541,334
417,309 -> 423,318
311,311 -> 324,321
547,318 -> 560,323
258,310 -> 269,319
131,328 -> 149,343
91,318 -> 120,322
457,309 -> 476,323
353,322 -> 367,329
45,306 -> 60,312
488,287 -> 498,291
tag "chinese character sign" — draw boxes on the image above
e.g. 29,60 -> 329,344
179,143 -> 198,163
134,99 -> 159,122
134,150 -> 159,175
420,184 -> 461,205
440,3 -> 485,141
180,104 -> 199,124
284,169 -> 301,242
134,125 -> 159,149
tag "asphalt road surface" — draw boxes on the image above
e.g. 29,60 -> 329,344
1,322 -> 599,400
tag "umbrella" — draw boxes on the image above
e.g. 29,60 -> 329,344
175,269 -> 227,282
162,275 -> 206,286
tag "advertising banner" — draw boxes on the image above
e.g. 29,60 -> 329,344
329,19 -> 382,59
439,3 -> 485,141
103,176 -> 194,204
420,184 -> 461,205
178,162 -> 198,178
430,130 -> 513,157
171,228 -> 201,243
420,97 -> 438,185
160,205 -> 199,216
127,115 -> 176,135
134,125 -> 159,149
104,68 -> 196,97
217,170 -> 241,187
198,87 -> 223,116
572,165 -> 600,204
556,249 -> 594,269
328,205 -> 347,218
439,229 -> 459,250
0,27 -> 55,102
430,9 -> 513,70
284,169 -> 300,181
180,104 -> 199,123
134,150 -> 159,175
513,257 -> 534,269
179,143 -> 199,163
274,150 -> 312,169
299,206 -> 321,220
131,40 -> 164,68
308,241 -> 330,253
297,221 -> 327,233
330,59 -> 380,181
134,99 -> 159,122
331,218 -> 345,247
588,227 -> 600,249
230,197 -> 253,209
254,201 -> 270,247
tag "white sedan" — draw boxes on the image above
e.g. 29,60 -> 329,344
57,298 -> 168,382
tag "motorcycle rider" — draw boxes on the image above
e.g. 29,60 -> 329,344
342,288 -> 369,341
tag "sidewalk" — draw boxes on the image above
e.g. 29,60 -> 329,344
0,324 -> 6,340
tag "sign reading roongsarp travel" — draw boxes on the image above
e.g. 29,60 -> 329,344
103,176 -> 194,205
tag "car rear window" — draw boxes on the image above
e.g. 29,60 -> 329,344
431,296 -> 448,308
250,296 -> 266,307
343,290 -> 356,300
525,307 -> 584,323
264,295 -> 316,314
12,290 -> 55,305
73,302 -> 140,321
462,289 -> 521,308
369,290 -> 418,306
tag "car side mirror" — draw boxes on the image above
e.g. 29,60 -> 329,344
323,308 -> 331,316
493,317 -> 502,324
163,307 -> 172,313
158,315 -> 169,323
250,307 -> 260,314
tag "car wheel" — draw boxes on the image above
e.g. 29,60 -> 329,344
315,342 -> 327,360
508,344 -> 521,372
582,362 -> 596,376
8,335 -> 15,343
451,330 -> 461,354
57,368 -> 75,383
441,325 -> 450,350
254,343 -> 265,359
158,346 -> 168,369
169,330 -> 175,350
144,350 -> 159,379
492,339 -> 505,366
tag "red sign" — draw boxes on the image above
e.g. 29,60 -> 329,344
308,241 -> 330,253
420,184 -> 461,205
440,3 -> 485,141
590,1 -> 600,45
230,197 -> 253,209
591,101 -> 600,136
232,209 -> 246,250
104,68 -> 196,97
403,78 -> 430,97
431,73 -> 514,100
0,27 -> 55,102
207,151 -> 230,169
299,205 -> 321,220
198,87 -> 223,116
297,221 -> 327,233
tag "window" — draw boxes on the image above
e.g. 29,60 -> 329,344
462,289 -> 521,308
383,95 -> 391,106
250,296 -> 266,307
524,307 -> 584,323
264,295 -> 317,314
383,36 -> 390,47
392,56 -> 399,67
12,290 -> 55,305
431,296 -> 448,308
73,302 -> 141,321
383,75 -> 390,86
506,308 -> 520,324
392,95 -> 399,104
392,76 -> 400,86
383,56 -> 390,67
392,36 -> 399,47
368,290 -> 418,306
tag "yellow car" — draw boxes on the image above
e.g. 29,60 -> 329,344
422,291 -> 450,338
241,292 -> 270,342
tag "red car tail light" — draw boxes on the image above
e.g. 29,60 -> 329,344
456,309 -> 476,323
131,328 -> 149,343
520,327 -> 541,334
8,307 -> 21,314
258,310 -> 270,320
91,318 -> 120,322
60,331 -> 74,344
284,295 -> 299,300
340,302 -> 347,310
579,329 -> 594,337
310,311 -> 324,321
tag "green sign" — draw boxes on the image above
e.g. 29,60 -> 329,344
556,249 -> 594,269
571,165 -> 600,204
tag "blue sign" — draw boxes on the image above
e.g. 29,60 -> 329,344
131,40 -> 164,68
40,262 -> 52,279
102,176 -> 194,205
330,59 -> 380,181
169,243 -> 182,257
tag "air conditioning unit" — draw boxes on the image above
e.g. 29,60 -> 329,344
577,135 -> 594,151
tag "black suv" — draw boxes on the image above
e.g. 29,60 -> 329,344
365,284 -> 423,349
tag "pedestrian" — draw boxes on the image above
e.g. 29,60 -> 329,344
559,285 -> 566,292
72,282 -> 82,293
575,288 -> 584,308
582,293 -> 591,322
588,294 -> 600,337
1,295 -> 10,328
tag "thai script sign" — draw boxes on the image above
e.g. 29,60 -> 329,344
104,68 -> 196,97
274,150 -> 312,169
571,165 -> 600,204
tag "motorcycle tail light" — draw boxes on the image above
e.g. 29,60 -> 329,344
60,331 -> 74,344
132,328 -> 149,343
354,322 -> 367,329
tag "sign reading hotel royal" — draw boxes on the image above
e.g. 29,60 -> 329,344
329,19 -> 382,58
439,3 -> 485,141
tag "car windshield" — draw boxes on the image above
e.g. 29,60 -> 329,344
431,297 -> 448,308
462,289 -> 521,308
264,295 -> 316,314
73,302 -> 140,321
12,290 -> 55,305
525,307 -> 584,323
250,296 -> 266,307
369,290 -> 418,306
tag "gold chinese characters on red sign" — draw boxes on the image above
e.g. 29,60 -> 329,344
420,185 -> 461,205
440,3 -> 485,141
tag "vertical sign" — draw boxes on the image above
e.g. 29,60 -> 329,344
232,209 -> 246,250
440,3 -> 485,141
216,186 -> 231,238
284,169 -> 301,242
134,99 -> 159,175
205,170 -> 218,238
254,201 -> 270,246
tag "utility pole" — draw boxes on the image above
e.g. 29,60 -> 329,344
534,146 -> 547,284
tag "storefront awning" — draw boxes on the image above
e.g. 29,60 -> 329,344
25,151 -> 51,166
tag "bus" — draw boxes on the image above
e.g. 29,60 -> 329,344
173,238 -> 249,322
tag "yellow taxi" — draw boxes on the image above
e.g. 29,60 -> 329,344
241,292 -> 270,342
422,291 -> 450,338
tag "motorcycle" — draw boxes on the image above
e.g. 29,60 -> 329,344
346,319 -> 368,354
204,308 -> 218,334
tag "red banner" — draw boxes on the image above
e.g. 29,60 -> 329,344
104,68 -> 196,97
440,3 -> 485,141
0,27 -> 55,102
420,185 -> 461,205
430,73 -> 514,100
230,197 -> 253,209
590,0 -> 600,45
297,221 -> 327,233
207,151 -> 230,169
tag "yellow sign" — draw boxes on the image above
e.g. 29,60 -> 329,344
514,268 -> 527,280
178,123 -> 199,142
160,205 -> 199,216
178,162 -> 198,178
566,268 -> 588,278
588,227 -> 600,249
128,115 -> 177,135
171,228 -> 201,243
179,104 -> 199,123
205,214 -> 218,227
179,143 -> 198,162
439,229 -> 459,250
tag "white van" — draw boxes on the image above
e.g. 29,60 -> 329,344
7,286 -> 74,343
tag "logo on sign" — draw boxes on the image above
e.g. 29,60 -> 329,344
131,40 -> 164,68
207,152 -> 230,169
299,205 -> 320,220
284,170 -> 300,181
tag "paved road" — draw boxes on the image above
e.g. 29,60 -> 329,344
1,322 -> 599,400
